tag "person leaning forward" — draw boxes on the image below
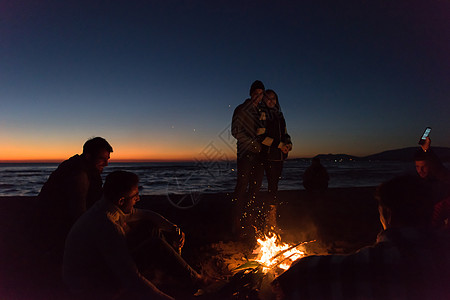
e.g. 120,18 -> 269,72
63,171 -> 209,300
39,137 -> 113,227
272,175 -> 450,300
34,137 -> 113,268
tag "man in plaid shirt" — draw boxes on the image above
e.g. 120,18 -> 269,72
272,175 -> 450,300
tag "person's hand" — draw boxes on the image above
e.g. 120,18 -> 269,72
281,146 -> 289,154
176,230 -> 185,249
256,127 -> 266,135
286,143 -> 293,152
421,137 -> 431,152
171,227 -> 185,251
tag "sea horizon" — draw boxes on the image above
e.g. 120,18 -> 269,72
0,160 -> 433,197
2,144 -> 450,164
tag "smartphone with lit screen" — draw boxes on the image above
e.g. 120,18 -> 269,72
418,127 -> 432,145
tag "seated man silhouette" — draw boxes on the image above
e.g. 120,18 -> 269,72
414,137 -> 450,203
63,171 -> 208,300
272,175 -> 450,300
302,157 -> 329,191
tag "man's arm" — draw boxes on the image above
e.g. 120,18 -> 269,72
98,222 -> 174,300
126,208 -> 178,233
232,105 -> 261,153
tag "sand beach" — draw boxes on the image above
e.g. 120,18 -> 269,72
0,187 -> 381,299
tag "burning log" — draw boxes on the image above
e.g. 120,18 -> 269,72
263,239 -> 316,270
253,233 -> 314,273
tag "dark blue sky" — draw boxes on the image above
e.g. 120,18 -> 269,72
1,0 -> 449,161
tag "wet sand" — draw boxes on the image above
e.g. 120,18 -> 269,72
0,187 -> 381,299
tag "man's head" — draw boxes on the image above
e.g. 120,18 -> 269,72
413,150 -> 434,179
249,80 -> 265,106
375,175 -> 432,229
82,137 -> 113,173
103,171 -> 140,214
415,160 -> 431,179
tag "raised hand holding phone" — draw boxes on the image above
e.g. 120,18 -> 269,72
418,127 -> 431,145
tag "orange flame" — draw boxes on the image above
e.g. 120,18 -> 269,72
253,233 -> 306,273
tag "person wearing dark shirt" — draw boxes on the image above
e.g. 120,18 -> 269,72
63,171 -> 208,300
231,80 -> 265,237
414,137 -> 450,203
36,137 -> 113,266
272,175 -> 450,300
257,89 -> 292,232
415,137 -> 450,231
302,157 -> 329,191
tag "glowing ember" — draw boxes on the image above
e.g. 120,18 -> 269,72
252,233 -> 307,273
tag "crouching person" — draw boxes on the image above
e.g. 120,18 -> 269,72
63,171 -> 206,300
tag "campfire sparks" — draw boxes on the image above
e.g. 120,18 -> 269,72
252,233 -> 308,273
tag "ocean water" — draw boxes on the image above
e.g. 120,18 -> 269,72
0,160 -> 423,197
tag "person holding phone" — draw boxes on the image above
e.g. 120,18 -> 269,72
414,136 -> 449,190
414,135 -> 450,231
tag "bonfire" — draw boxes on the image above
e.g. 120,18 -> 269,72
253,233 -> 308,273
201,231 -> 314,299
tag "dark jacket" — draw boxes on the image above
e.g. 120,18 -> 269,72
274,227 -> 450,300
38,154 -> 103,227
232,99 -> 262,157
258,103 -> 291,161
303,160 -> 329,191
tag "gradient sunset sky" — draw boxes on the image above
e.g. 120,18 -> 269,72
1,1 -> 449,162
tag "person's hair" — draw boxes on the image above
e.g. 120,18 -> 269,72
103,171 -> 139,202
249,80 -> 265,96
82,137 -> 113,156
375,175 -> 433,227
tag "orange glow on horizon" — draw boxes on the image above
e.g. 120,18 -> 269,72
0,146 -> 237,163
1,139 -> 323,163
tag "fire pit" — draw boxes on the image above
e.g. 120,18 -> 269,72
196,232 -> 315,299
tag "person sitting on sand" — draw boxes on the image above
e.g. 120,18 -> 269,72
302,157 -> 329,191
414,137 -> 450,204
271,175 -> 450,300
63,171 -> 209,300
414,137 -> 450,231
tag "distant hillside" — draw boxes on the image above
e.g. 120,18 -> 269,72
293,147 -> 450,162
363,147 -> 450,162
